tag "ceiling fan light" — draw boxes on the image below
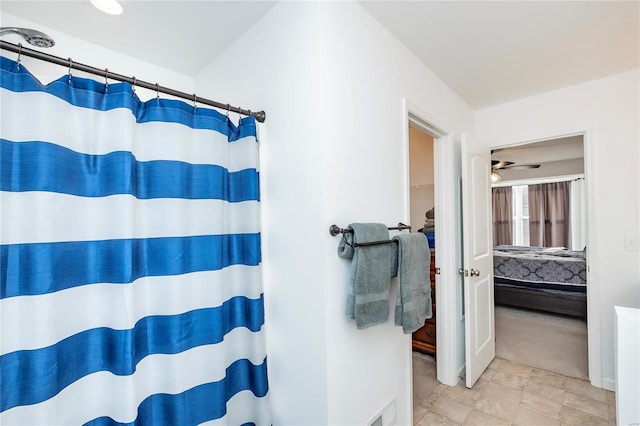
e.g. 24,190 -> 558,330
90,0 -> 123,15
491,171 -> 502,183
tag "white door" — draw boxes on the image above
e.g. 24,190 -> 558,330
460,133 -> 495,388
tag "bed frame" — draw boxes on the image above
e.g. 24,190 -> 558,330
494,283 -> 587,320
493,245 -> 587,320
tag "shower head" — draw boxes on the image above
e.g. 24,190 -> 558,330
0,27 -> 55,48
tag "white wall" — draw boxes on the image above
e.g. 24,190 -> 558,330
318,5 -> 472,424
0,13 -> 194,102
201,3 -> 330,424
476,69 -> 640,390
196,2 -> 473,424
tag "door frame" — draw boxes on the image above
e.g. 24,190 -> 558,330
402,101 -> 602,388
489,126 -> 601,387
402,98 -> 461,387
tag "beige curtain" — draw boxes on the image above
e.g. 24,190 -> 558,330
529,181 -> 571,247
492,186 -> 513,246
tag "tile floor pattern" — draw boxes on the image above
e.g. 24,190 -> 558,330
413,352 -> 616,425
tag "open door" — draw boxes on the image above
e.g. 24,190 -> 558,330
460,133 -> 495,388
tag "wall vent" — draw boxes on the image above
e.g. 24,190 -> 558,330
367,398 -> 396,426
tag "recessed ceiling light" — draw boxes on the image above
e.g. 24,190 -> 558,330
90,0 -> 123,15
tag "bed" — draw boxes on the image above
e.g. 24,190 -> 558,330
493,245 -> 587,319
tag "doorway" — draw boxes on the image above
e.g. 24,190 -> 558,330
404,101 -> 465,398
408,124 -> 441,406
490,135 -> 589,380
408,126 -> 437,358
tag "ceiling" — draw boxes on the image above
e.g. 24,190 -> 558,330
492,135 -> 583,164
360,1 -> 639,107
0,1 -> 638,109
0,1 -> 278,77
491,135 -> 584,180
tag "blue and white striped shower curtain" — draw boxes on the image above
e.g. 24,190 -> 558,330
0,56 -> 270,425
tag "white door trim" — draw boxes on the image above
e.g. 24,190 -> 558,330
433,133 -> 460,386
402,98 -> 460,387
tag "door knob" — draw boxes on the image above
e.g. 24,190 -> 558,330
470,268 -> 480,277
458,268 -> 469,277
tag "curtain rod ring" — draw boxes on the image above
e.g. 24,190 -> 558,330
226,104 -> 231,118
16,43 -> 22,69
131,76 -> 136,93
104,68 -> 109,91
192,93 -> 197,110
155,83 -> 160,102
67,58 -> 73,83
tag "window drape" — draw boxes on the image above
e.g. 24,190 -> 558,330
492,186 -> 513,246
0,56 -> 270,425
528,181 -> 571,248
570,178 -> 586,250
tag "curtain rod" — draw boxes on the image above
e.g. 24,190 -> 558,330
491,173 -> 584,188
0,40 -> 266,123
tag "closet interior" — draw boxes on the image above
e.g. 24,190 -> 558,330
408,126 -> 437,357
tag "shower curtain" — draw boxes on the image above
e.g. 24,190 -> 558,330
0,56 -> 270,425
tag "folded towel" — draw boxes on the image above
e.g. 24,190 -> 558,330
338,223 -> 393,329
392,233 -> 432,334
424,232 -> 435,251
426,207 -> 435,220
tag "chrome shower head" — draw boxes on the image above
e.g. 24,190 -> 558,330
0,27 -> 55,48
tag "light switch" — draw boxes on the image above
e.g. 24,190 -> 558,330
624,236 -> 640,251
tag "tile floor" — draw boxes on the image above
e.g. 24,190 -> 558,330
412,352 -> 616,425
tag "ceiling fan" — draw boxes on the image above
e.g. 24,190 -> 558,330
491,160 -> 541,171
491,159 -> 540,183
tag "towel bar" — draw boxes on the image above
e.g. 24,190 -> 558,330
329,222 -> 411,247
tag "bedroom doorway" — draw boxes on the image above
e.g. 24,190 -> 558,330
490,134 -> 589,380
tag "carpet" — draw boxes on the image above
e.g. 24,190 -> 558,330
495,305 -> 588,380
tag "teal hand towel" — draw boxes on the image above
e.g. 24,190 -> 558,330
337,223 -> 393,329
392,233 -> 432,334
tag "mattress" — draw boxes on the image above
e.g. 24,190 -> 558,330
493,245 -> 587,293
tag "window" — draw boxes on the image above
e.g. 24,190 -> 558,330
512,185 -> 529,246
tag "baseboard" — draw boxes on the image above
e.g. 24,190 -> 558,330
601,377 -> 616,392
